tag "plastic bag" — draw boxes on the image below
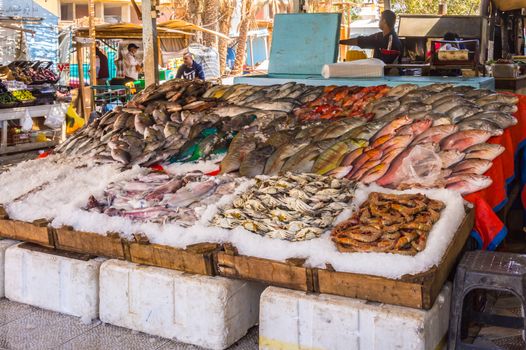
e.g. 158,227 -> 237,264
20,109 -> 33,132
398,144 -> 443,187
188,43 -> 220,79
44,104 -> 66,129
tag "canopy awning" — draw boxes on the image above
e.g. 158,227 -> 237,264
75,20 -> 229,40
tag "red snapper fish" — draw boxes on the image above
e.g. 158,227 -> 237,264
395,118 -> 433,138
450,159 -> 493,175
412,125 -> 457,145
445,174 -> 493,195
464,143 -> 505,161
440,130 -> 493,152
370,116 -> 412,142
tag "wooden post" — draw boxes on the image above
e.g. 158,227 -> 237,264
142,0 -> 159,87
76,41 -> 86,121
88,0 -> 96,86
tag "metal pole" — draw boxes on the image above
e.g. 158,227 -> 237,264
142,0 -> 159,87
88,0 -> 96,86
383,0 -> 391,10
76,41 -> 86,121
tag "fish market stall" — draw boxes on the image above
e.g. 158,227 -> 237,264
0,77 -> 524,347
0,61 -> 67,160
234,13 -> 495,90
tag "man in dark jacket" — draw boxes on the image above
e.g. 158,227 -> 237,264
176,53 -> 205,80
95,41 -> 109,85
339,10 -> 402,64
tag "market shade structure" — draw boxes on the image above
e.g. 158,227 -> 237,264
75,22 -> 194,39
74,20 -> 229,40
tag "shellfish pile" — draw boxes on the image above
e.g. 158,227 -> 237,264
332,192 -> 445,255
211,173 -> 356,241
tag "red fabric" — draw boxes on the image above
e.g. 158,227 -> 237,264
206,169 -> 221,176
150,164 -> 164,172
37,151 -> 51,159
464,94 -> 526,249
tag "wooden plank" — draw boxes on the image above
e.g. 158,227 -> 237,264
317,206 -> 475,310
128,241 -> 220,276
142,0 -> 159,86
216,252 -> 312,292
0,207 -> 52,247
53,226 -> 125,259
317,269 -> 424,308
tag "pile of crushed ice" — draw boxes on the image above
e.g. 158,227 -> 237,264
0,158 -> 466,279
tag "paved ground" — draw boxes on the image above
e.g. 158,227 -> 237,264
0,299 -> 258,350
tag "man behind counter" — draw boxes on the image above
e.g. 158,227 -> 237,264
339,10 -> 402,64
176,53 -> 205,80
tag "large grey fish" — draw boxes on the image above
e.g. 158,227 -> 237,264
457,119 -> 503,136
386,83 -> 418,97
433,97 -> 471,114
462,112 -> 518,129
264,139 -> 310,176
448,105 -> 482,123
421,83 -> 454,92
464,89 -> 492,99
423,91 -> 459,105
111,148 -> 131,165
249,100 -> 297,112
482,102 -> 518,114
212,105 -> 257,117
134,113 -> 154,135
475,93 -> 519,106
220,131 -> 258,174
239,145 -> 276,177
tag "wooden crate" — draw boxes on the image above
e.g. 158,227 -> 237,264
52,226 -> 126,259
215,207 -> 474,309
126,235 -> 220,276
0,206 -> 53,247
216,244 -> 314,292
316,206 -> 475,309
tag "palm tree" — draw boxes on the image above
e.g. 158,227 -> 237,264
203,0 -> 220,50
231,0 -> 252,75
218,0 -> 235,75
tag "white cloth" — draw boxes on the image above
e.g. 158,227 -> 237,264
123,52 -> 139,80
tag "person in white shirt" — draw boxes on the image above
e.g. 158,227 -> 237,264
123,43 -> 142,81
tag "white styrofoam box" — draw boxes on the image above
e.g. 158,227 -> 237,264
0,239 -> 18,297
99,259 -> 265,350
260,283 -> 451,350
4,243 -> 104,321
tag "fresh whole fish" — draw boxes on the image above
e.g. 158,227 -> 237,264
386,84 -> 418,97
439,150 -> 465,168
446,174 -> 493,194
450,159 -> 493,175
462,112 -> 518,129
482,102 -> 518,114
312,141 -> 351,175
371,116 -> 412,141
395,118 -> 432,137
475,93 -> 519,106
239,145 -> 276,177
464,143 -> 505,161
264,139 -> 310,176
448,105 -> 482,123
440,130 -> 493,152
457,119 -> 503,136
412,125 -> 458,145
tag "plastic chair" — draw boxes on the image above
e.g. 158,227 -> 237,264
448,250 -> 526,350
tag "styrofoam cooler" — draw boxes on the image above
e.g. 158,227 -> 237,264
99,259 -> 265,350
0,239 -> 17,297
4,243 -> 104,321
260,283 -> 451,350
